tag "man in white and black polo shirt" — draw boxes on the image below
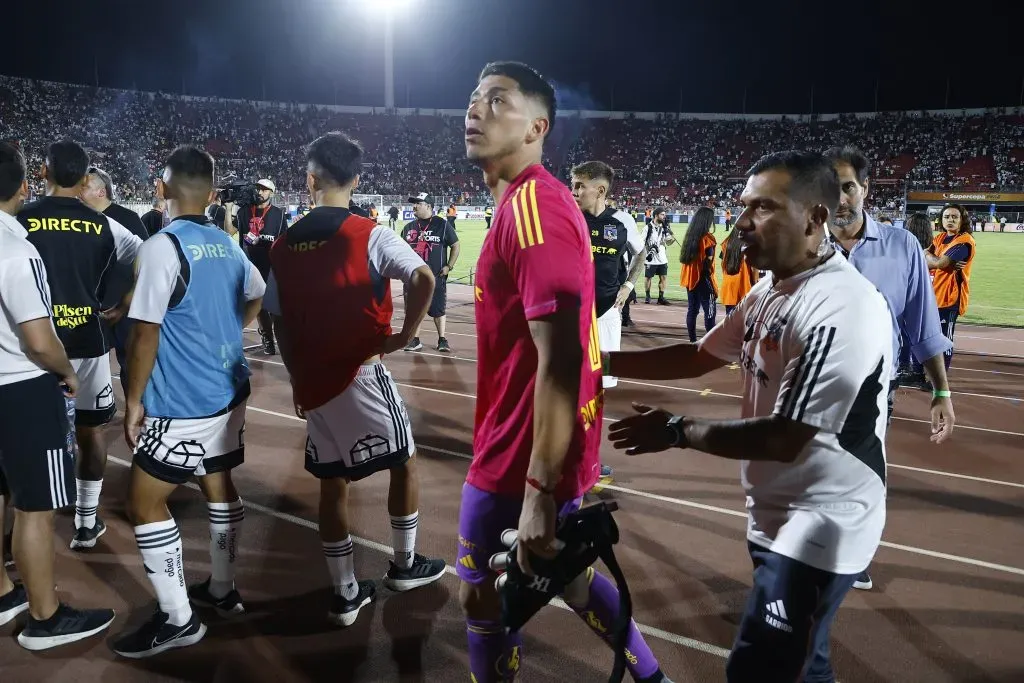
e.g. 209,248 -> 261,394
0,141 -> 116,651
17,141 -> 143,552
604,150 -> 892,683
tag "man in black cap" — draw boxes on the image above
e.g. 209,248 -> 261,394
400,192 -> 460,353
231,178 -> 287,354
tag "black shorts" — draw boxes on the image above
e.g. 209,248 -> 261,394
0,373 -> 76,512
645,263 -> 668,278
404,275 -> 447,319
429,275 -> 448,319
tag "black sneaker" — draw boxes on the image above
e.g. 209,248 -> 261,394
0,583 -> 28,626
404,337 -> 423,351
188,577 -> 245,617
644,296 -> 651,304
112,609 -> 206,659
70,518 -> 107,551
327,580 -> 376,628
382,554 -> 446,592
437,337 -> 451,353
70,518 -> 107,548
17,603 -> 115,651
657,296 -> 670,305
261,335 -> 276,355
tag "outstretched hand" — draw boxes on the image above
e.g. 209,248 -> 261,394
607,401 -> 676,456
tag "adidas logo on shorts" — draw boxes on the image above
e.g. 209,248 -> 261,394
764,599 -> 793,633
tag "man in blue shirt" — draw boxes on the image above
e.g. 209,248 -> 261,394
824,145 -> 955,591
112,146 -> 266,659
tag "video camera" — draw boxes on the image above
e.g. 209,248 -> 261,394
217,182 -> 260,208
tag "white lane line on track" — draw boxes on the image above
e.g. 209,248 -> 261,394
239,401 -> 1024,578
244,354 -> 1024,477
104,454 -> 733,660
290,323 -> 1022,404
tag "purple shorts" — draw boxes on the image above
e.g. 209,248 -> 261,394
455,482 -> 583,585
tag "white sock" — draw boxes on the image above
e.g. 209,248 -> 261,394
207,499 -> 244,599
75,478 -> 102,529
323,537 -> 357,600
390,512 -> 418,570
135,519 -> 192,626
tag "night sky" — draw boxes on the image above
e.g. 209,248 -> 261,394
3,0 -> 1023,114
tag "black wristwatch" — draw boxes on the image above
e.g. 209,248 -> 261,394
666,415 -> 686,448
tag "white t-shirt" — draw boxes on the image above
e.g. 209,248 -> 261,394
699,253 -> 893,575
616,209 -> 645,258
129,232 -> 266,324
0,211 -> 56,386
644,222 -> 672,266
262,225 -> 426,317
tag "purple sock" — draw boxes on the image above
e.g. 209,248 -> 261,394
571,568 -> 661,680
467,618 -> 521,682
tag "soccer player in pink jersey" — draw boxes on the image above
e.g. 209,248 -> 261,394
456,61 -> 671,683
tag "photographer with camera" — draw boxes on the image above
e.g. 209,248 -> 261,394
643,208 -> 675,305
225,179 -> 287,354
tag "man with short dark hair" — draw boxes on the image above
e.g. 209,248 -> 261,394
571,160 -> 644,389
0,141 -> 116,651
605,150 -> 892,683
265,131 -> 446,629
459,61 -> 670,683
642,208 -> 674,304
81,165 -> 151,397
112,145 -> 265,658
571,160 -> 644,478
17,140 -> 143,552
823,145 -> 955,591
401,191 -> 460,353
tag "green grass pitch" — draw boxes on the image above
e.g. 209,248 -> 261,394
433,220 -> 1024,328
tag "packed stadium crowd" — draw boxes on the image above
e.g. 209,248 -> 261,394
2,75 -> 1022,216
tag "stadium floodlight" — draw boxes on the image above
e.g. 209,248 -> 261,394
377,0 -> 412,12
349,0 -> 411,108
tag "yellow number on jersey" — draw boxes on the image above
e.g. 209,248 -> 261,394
587,303 -> 602,372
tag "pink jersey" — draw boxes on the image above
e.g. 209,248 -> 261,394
467,164 -> 604,501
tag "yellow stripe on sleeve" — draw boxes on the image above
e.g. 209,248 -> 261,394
510,188 -> 527,249
517,186 -> 536,247
527,180 -> 544,245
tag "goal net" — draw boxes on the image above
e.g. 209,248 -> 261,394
352,194 -> 385,223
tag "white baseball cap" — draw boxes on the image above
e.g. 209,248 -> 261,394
256,179 -> 276,192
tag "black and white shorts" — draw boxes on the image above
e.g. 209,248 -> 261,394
304,362 -> 414,481
0,373 -> 75,512
133,402 -> 246,486
70,356 -> 116,427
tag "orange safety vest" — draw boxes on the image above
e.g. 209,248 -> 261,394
718,236 -> 757,306
929,231 -> 976,315
679,233 -> 719,295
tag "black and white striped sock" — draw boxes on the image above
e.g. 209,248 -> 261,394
390,512 -> 418,570
135,519 -> 192,626
323,537 -> 357,600
207,499 -> 244,599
